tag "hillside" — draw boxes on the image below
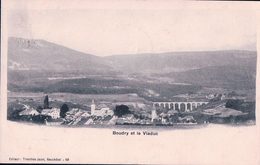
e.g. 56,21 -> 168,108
106,50 -> 257,74
8,37 -> 114,73
9,37 -> 256,76
161,65 -> 256,90
8,37 -> 257,92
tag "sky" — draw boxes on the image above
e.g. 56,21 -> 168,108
7,1 -> 257,56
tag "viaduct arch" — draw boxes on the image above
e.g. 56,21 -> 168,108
152,101 -> 208,112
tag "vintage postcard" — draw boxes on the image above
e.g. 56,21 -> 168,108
1,0 -> 260,164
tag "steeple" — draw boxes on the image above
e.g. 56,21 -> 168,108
91,99 -> 96,116
151,107 -> 157,122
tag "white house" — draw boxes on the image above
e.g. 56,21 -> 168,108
19,108 -> 39,116
41,108 -> 60,119
91,100 -> 114,117
151,108 -> 157,122
107,116 -> 118,125
84,118 -> 94,125
66,108 -> 80,115
81,112 -> 91,117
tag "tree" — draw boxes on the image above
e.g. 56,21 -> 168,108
44,95 -> 49,109
225,99 -> 243,110
114,105 -> 131,117
60,104 -> 69,118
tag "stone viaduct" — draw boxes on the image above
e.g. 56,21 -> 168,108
152,101 -> 208,112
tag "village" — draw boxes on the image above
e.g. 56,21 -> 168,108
10,90 -> 254,127
11,94 -> 202,126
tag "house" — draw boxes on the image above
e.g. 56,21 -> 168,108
66,108 -> 80,115
41,108 -> 60,119
206,94 -> 215,99
101,116 -> 114,125
107,116 -> 118,125
159,112 -> 167,118
167,110 -> 178,116
91,100 -> 114,117
161,117 -> 167,124
122,114 -> 135,120
19,108 -> 39,116
84,118 -> 94,125
178,116 -> 196,123
81,112 -> 91,117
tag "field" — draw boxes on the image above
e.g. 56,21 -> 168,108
8,72 -> 203,102
8,91 -> 146,103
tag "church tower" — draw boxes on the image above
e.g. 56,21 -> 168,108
151,106 -> 157,122
91,99 -> 96,116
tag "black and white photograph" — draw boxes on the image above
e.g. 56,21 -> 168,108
6,3 -> 257,128
1,0 -> 260,164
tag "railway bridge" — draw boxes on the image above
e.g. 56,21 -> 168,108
152,101 -> 208,112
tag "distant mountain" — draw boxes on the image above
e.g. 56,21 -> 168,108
9,37 -> 257,75
106,50 -> 257,74
161,65 -> 256,90
8,37 -> 257,90
8,37 -> 113,73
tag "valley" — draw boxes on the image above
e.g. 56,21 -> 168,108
7,37 -> 257,127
